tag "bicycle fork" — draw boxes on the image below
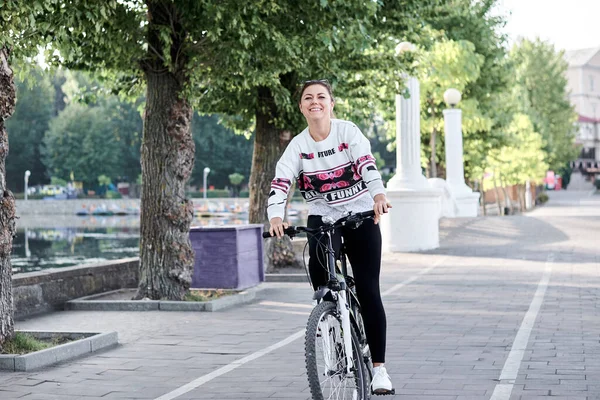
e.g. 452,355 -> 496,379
338,290 -> 354,374
324,230 -> 354,375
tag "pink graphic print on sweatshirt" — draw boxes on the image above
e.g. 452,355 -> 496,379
356,155 -> 376,175
271,177 -> 291,194
314,166 -> 351,193
300,152 -> 315,160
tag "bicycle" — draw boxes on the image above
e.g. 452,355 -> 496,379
264,210 -> 394,400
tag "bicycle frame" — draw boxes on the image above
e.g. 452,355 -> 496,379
321,229 -> 355,375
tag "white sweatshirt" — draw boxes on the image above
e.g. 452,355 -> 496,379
267,119 -> 386,221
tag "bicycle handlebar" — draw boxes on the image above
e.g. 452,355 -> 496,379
262,210 -> 376,238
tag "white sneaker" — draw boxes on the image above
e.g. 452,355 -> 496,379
371,365 -> 394,394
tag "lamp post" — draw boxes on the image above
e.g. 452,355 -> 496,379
24,170 -> 31,201
203,167 -> 211,200
24,228 -> 30,258
443,88 -> 461,108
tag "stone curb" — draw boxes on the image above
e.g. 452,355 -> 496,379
0,331 -> 118,372
65,288 -> 258,312
265,273 -> 309,283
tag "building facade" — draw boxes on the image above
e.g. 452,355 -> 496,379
564,47 -> 600,176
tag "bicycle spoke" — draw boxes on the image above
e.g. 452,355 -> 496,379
306,301 -> 366,400
314,313 -> 359,400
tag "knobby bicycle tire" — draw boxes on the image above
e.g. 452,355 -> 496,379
305,300 -> 368,400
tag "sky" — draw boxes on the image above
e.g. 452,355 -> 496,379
498,0 -> 600,51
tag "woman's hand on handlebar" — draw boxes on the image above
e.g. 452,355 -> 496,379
373,194 -> 392,225
269,217 -> 289,238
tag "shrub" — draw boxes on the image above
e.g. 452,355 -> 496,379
187,189 -> 231,198
105,191 -> 122,199
13,193 -> 45,200
595,179 -> 600,190
50,177 -> 68,187
537,192 -> 549,204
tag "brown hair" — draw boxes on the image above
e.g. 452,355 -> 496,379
298,79 -> 334,103
298,79 -> 336,118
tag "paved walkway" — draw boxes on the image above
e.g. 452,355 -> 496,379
1,190 -> 599,400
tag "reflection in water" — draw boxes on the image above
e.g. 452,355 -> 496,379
12,227 -> 140,274
12,213 -> 306,274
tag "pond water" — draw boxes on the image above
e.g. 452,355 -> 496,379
11,227 -> 140,274
11,212 -> 307,274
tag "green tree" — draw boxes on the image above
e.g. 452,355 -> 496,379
0,1 -> 48,347
51,69 -> 67,116
105,98 -> 143,184
58,70 -> 144,184
428,0 -> 513,181
97,174 -> 112,196
336,0 -> 512,185
5,70 -> 55,191
196,1 -> 382,222
229,173 -> 244,197
43,100 -> 135,187
509,38 -> 579,171
483,114 -> 548,187
191,114 -> 253,190
50,176 -> 68,186
481,114 -> 548,212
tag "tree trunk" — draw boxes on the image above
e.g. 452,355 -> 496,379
249,87 -> 294,271
0,47 -> 17,347
517,184 -> 525,212
430,127 -> 437,178
480,175 -> 486,216
499,175 -> 512,215
135,3 -> 195,300
266,181 -> 298,273
492,171 -> 502,215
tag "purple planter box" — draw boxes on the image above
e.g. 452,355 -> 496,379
189,224 -> 265,290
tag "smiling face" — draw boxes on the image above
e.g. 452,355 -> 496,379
299,83 -> 334,123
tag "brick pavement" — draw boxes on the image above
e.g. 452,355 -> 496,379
0,190 -> 599,400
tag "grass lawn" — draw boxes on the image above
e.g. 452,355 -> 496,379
184,289 -> 229,302
0,332 -> 72,355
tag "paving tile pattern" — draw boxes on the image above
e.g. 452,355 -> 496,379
0,190 -> 599,399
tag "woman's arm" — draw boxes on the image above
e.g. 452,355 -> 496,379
267,142 -> 300,223
348,125 -> 391,223
348,125 -> 386,199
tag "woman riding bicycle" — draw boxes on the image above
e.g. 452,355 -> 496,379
267,79 -> 394,394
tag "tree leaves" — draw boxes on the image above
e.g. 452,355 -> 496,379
482,113 -> 548,191
509,38 -> 579,171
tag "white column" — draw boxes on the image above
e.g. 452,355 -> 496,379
442,108 -> 480,217
443,109 -> 472,195
387,77 -> 428,190
381,76 -> 443,252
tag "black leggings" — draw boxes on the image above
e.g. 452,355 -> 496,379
307,215 -> 387,363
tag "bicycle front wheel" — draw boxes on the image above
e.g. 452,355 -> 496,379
305,300 -> 368,400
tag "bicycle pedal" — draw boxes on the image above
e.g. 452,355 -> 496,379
372,388 -> 395,396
